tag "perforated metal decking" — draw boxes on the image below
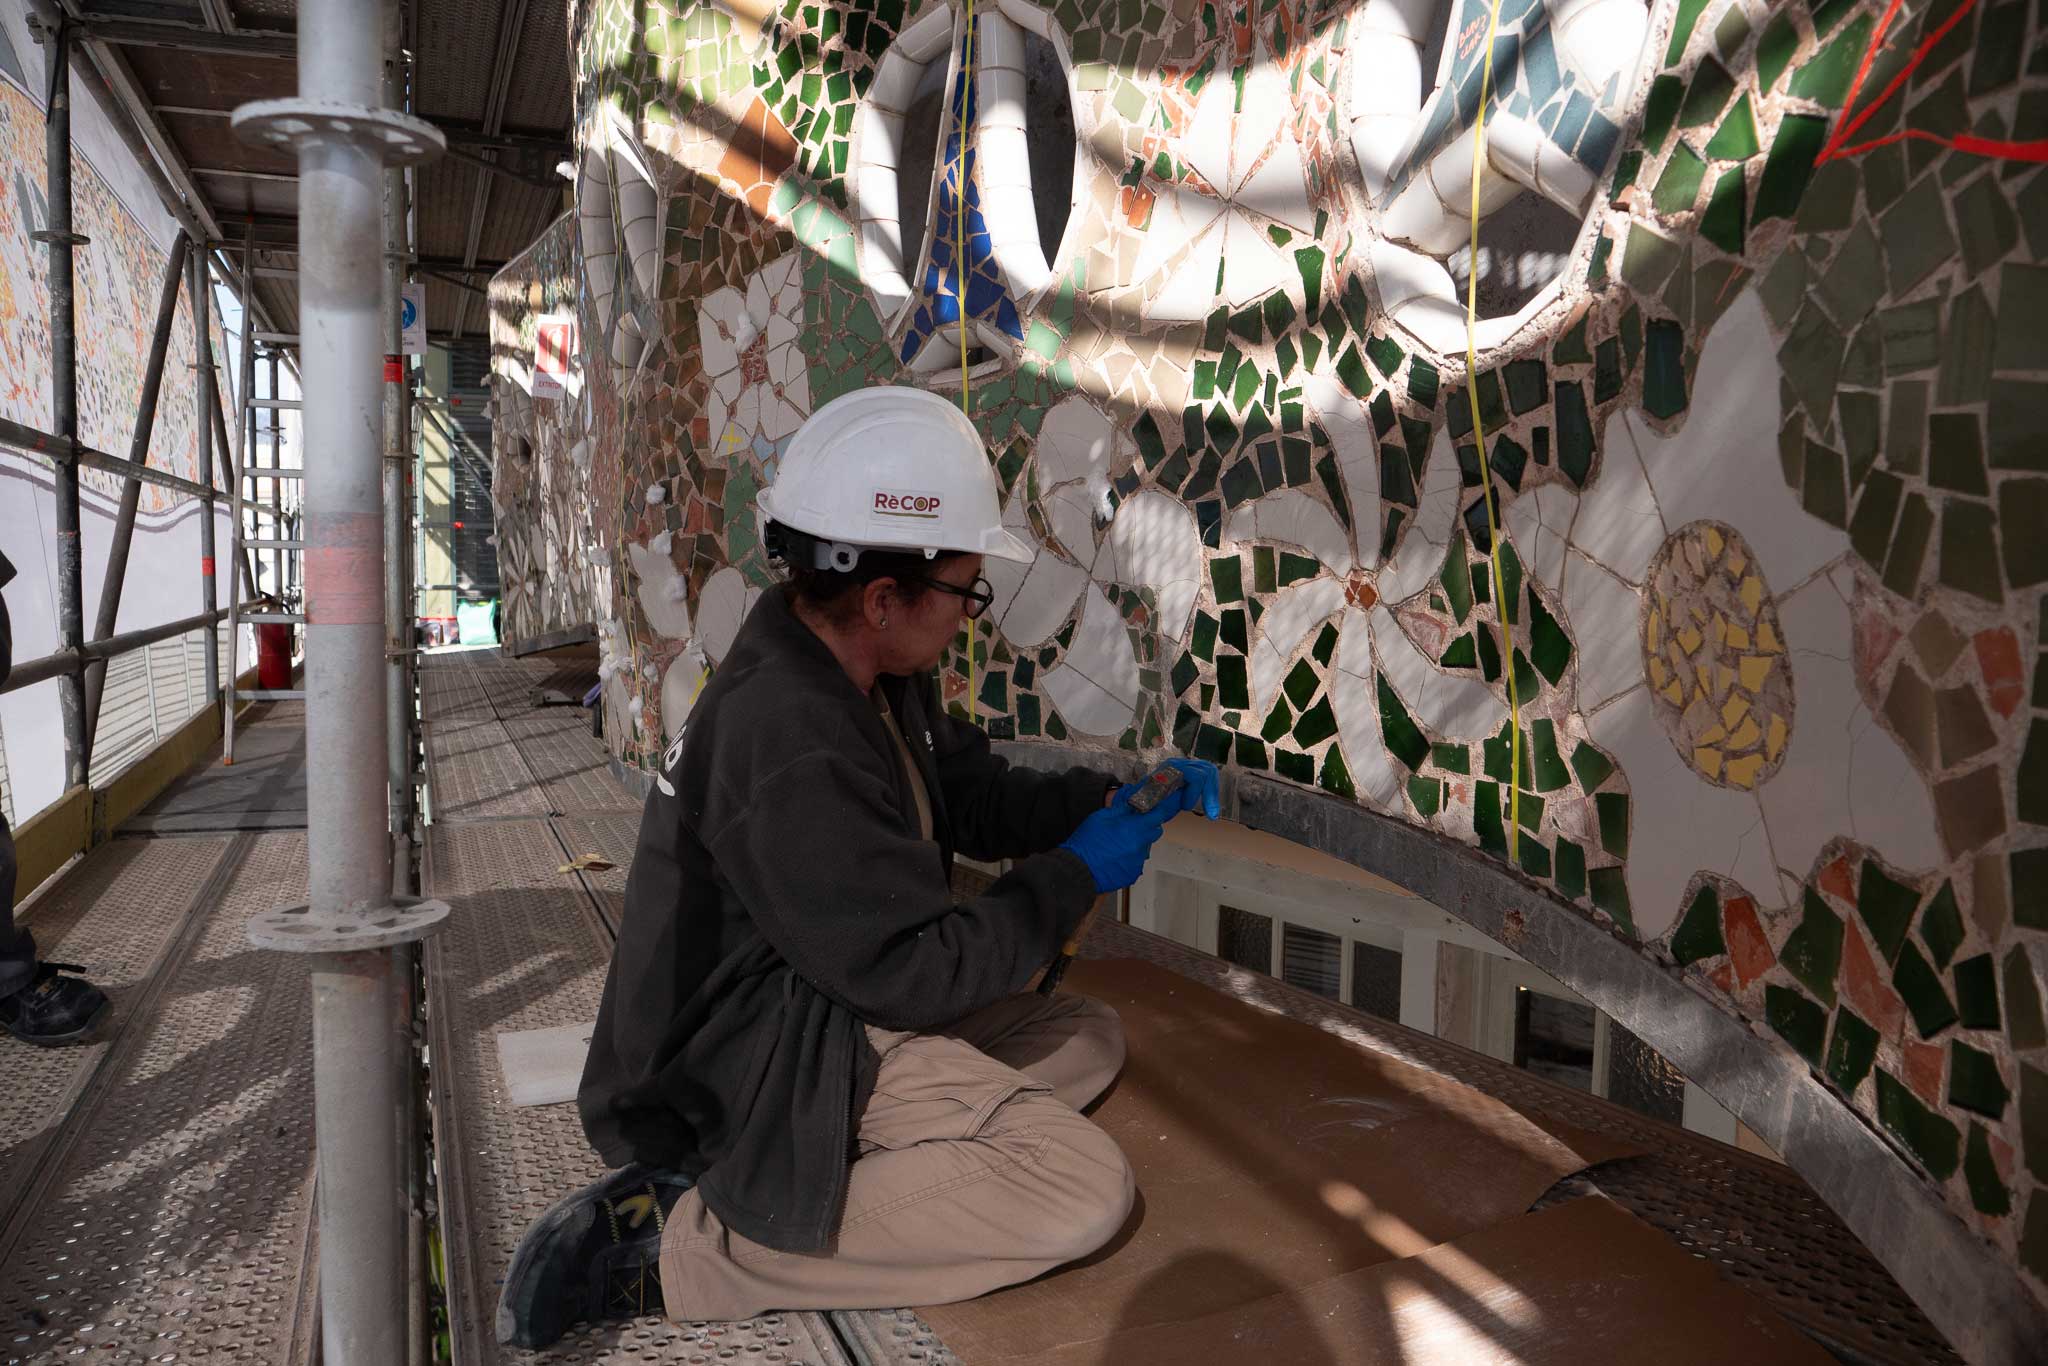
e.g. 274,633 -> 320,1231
411,649 -> 1955,1366
418,649 -> 849,1366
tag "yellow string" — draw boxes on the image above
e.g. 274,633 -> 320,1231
1466,0 -> 1519,864
955,0 -> 979,722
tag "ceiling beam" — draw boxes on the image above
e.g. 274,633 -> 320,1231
65,13 -> 293,59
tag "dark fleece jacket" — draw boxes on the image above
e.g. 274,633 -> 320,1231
578,585 -> 1110,1253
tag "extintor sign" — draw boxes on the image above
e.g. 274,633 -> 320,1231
534,314 -> 575,400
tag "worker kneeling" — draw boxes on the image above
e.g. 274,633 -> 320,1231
498,386 -> 1219,1348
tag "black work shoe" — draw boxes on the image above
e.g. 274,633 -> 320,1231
0,961 -> 110,1046
496,1163 -> 694,1349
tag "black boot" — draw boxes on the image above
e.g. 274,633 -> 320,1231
496,1163 -> 694,1349
0,961 -> 110,1045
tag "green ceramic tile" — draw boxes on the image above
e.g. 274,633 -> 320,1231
1671,882 -> 1726,965
1554,838 -> 1586,900
1209,554 -> 1243,603
1589,867 -> 1633,932
2007,946 -> 2047,1049
1700,166 -> 1748,255
1825,1008 -> 1880,1094
1527,593 -> 1572,683
1952,174 -> 2019,281
1963,1123 -> 2012,1216
1766,983 -> 1828,1065
1999,481 -> 2048,588
1895,940 -> 1960,1037
1875,1069 -> 1962,1178
1789,13 -> 1874,107
1882,176 -> 1959,294
1817,220 -> 1887,328
1954,951 -> 2002,1030
1407,773 -> 1443,817
1995,263 -> 2048,371
1781,887 -> 1846,1004
2024,1062 -> 2048,1179
1376,675 -> 1428,768
1784,308 -> 1847,430
1920,881 -> 1966,969
1216,655 -> 1249,710
1857,860 -> 1920,964
1474,781 -> 1507,856
1652,142 -> 1708,217
1643,321 -> 1687,419
1594,791 -> 1630,858
1939,500 -> 2003,604
1882,492 -> 1934,598
1929,411 -> 1990,494
1282,658 -> 1320,709
1528,719 -> 1569,793
1641,74 -> 1684,154
1950,1041 -> 2010,1118
1939,287 -> 1995,406
1756,12 -> 1799,91
1320,744 -> 1354,797
1569,741 -> 1613,792
1555,381 -> 1594,486
1754,113 -> 1827,222
1714,5 -> 1752,56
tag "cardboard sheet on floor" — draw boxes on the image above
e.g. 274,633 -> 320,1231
1018,1195 -> 1835,1366
916,960 -> 1644,1362
494,1022 -> 594,1107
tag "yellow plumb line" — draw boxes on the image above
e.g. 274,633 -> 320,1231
1467,0 -> 1520,863
958,0 -> 979,721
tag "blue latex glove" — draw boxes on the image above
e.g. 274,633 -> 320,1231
1112,758 -> 1223,821
1059,802 -> 1169,894
1065,761 -> 1222,893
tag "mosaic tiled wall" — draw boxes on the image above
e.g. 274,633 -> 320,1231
0,73 -> 225,514
488,0 -> 2048,1301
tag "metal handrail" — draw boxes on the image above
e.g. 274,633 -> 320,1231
1,607 -> 231,694
0,414 -> 220,502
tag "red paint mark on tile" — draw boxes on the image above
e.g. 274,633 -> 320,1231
1819,0 -> 2048,166
1840,920 -> 1905,1039
1819,855 -> 1857,904
1974,627 -> 2025,717
1904,1038 -> 1945,1105
1723,896 -> 1774,988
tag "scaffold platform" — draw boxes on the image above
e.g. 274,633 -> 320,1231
0,650 -> 1959,1366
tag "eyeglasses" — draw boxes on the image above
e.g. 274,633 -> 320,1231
904,573 -> 995,620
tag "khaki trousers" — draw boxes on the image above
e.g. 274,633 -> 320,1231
659,991 -> 1134,1321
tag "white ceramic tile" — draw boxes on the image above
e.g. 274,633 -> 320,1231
1588,685 -> 1780,937
661,643 -> 710,742
1044,481 -> 1100,564
1571,416 -> 1666,582
1756,574 -> 1943,888
1132,182 -> 1228,284
1044,584 -> 1141,735
1562,551 -> 1642,711
697,285 -> 745,375
1504,481 -> 1576,593
866,54 -> 922,116
697,567 -> 757,664
1373,602 -> 1505,740
1221,214 -> 1297,305
1235,136 -> 1316,232
1149,217 -> 1228,321
1303,373 -> 1380,570
1331,606 -> 1407,808
1369,236 -> 1457,314
979,64 -> 1028,129
1378,428 -> 1460,604
1180,68 -> 1236,192
1350,112 -> 1417,200
1037,395 -> 1118,488
1108,490 -> 1203,644
1347,31 -> 1423,116
897,2 -> 955,64
1557,0 -> 1651,89
1621,291 -> 1847,590
629,540 -> 693,640
1250,578 -> 1347,714
998,549 -> 1091,646
1359,0 -> 1437,41
1225,489 -> 1355,573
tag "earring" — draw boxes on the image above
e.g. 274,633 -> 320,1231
879,616 -> 889,628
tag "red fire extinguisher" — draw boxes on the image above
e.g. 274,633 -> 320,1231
256,597 -> 293,689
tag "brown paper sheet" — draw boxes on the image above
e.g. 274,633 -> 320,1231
916,960 -> 1647,1362
1022,1193 -> 1837,1366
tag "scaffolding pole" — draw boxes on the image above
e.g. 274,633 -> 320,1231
82,230 -> 190,740
232,0 -> 447,1359
191,249 -> 221,708
35,11 -> 89,785
382,11 -> 415,895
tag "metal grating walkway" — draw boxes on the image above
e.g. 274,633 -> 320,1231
417,650 -> 849,1366
0,831 -> 322,1366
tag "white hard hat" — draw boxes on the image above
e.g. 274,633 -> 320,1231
758,386 -> 1033,565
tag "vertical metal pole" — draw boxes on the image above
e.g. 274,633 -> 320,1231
382,7 -> 415,894
270,352 -> 285,592
39,14 -> 88,787
84,230 -> 191,739
192,250 -> 221,707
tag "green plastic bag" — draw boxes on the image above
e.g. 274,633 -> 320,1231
456,599 -> 499,646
